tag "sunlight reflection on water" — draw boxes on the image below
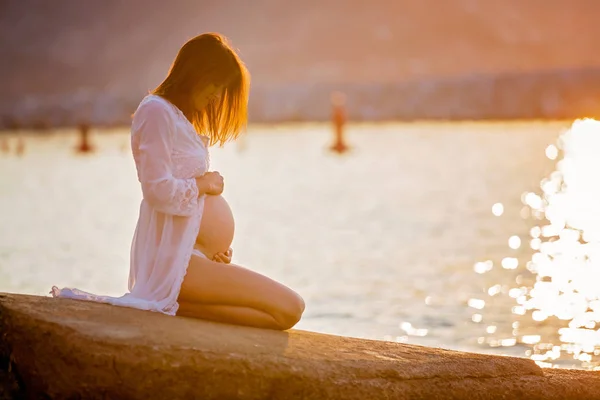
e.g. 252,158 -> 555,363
475,118 -> 600,369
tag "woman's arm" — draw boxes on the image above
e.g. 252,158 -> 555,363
133,100 -> 204,216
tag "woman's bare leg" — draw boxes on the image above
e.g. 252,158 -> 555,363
177,302 -> 283,330
177,255 -> 305,330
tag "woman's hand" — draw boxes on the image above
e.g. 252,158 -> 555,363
196,171 -> 224,196
212,248 -> 233,263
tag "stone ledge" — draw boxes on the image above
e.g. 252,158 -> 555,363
0,293 -> 599,399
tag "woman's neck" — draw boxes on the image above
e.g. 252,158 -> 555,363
162,93 -> 194,124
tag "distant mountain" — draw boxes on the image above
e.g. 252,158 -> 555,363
2,0 -> 600,125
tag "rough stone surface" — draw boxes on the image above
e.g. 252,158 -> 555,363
1,293 -> 600,399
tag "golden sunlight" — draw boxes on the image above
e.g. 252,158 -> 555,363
475,118 -> 600,368
522,119 -> 600,367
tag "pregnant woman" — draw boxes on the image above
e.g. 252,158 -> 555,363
51,33 -> 305,330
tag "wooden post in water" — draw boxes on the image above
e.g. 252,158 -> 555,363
15,135 -> 25,157
76,123 -> 94,153
0,137 -> 9,154
329,91 -> 349,154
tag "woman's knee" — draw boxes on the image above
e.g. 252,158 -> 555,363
272,292 -> 305,330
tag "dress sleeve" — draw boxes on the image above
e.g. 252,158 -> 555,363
132,100 -> 200,217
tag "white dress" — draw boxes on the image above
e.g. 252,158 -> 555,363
51,94 -> 209,315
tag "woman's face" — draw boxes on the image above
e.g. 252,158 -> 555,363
193,83 -> 223,111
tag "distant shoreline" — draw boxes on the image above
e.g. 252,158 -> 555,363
3,67 -> 600,129
0,119 -> 577,137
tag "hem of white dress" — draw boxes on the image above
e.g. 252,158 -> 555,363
50,197 -> 205,316
165,195 -> 205,316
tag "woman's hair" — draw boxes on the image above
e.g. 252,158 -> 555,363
152,33 -> 250,146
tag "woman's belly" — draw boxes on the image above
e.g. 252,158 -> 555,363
195,195 -> 235,259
